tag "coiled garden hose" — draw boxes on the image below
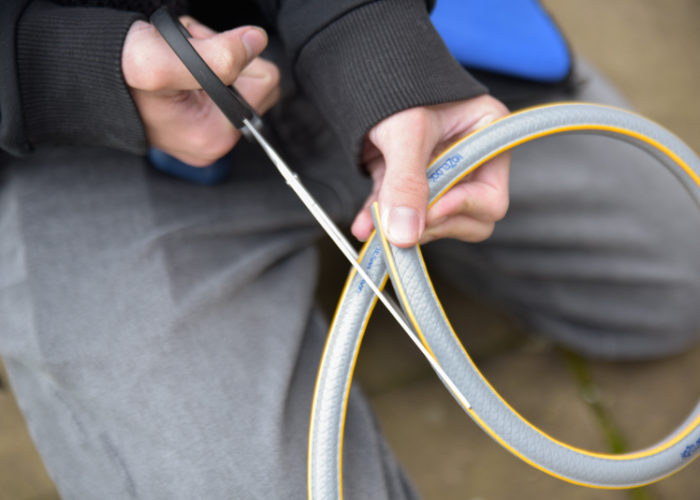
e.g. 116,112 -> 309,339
308,103 -> 700,498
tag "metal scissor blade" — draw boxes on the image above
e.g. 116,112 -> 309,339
241,119 -> 412,328
242,120 -> 473,410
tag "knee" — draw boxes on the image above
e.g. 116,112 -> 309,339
551,267 -> 700,360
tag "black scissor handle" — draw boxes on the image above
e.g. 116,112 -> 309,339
150,6 -> 263,137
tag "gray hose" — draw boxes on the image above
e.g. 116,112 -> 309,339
308,103 -> 700,499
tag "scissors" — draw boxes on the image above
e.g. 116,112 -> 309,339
148,6 -> 467,398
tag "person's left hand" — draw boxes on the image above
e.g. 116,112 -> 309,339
351,94 -> 511,247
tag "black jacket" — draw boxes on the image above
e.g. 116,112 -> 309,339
0,0 -> 485,162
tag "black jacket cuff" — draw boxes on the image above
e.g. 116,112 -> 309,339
17,1 -> 147,154
294,0 -> 487,163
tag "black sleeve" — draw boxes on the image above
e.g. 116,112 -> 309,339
2,0 -> 486,162
0,0 -> 33,156
0,0 -> 147,156
261,0 -> 488,161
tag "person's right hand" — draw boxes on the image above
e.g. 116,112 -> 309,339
121,17 -> 280,166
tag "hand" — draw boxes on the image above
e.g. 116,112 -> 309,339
351,95 -> 511,247
121,17 -> 280,166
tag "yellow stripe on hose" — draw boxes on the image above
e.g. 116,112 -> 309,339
428,105 -> 700,210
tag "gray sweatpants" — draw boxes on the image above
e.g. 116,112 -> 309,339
1,60 -> 699,499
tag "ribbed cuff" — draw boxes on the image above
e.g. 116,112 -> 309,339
295,0 -> 487,163
17,1 -> 147,154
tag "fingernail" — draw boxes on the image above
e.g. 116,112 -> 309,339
242,28 -> 267,59
383,206 -> 420,245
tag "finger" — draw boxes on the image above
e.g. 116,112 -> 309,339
131,77 -> 241,165
350,201 -> 376,242
351,192 -> 379,242
371,108 -> 438,247
125,22 -> 268,91
170,27 -> 268,89
137,91 -> 241,166
178,16 -> 217,38
351,158 -> 385,241
427,152 -> 510,224
233,58 -> 281,115
470,150 -> 511,195
422,214 -> 496,244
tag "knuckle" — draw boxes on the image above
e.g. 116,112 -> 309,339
465,222 -> 495,242
127,48 -> 167,91
390,172 -> 429,200
492,193 -> 510,221
411,106 -> 432,123
458,195 -> 476,214
260,60 -> 281,87
474,93 -> 509,116
489,99 -> 510,118
178,15 -> 195,26
186,130 -> 234,163
137,67 -> 168,91
213,48 -> 240,84
402,108 -> 432,137
480,222 -> 496,240
267,66 -> 281,92
123,22 -> 159,89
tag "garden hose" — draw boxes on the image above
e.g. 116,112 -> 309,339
308,102 -> 700,498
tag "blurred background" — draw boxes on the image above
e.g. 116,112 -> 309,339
2,1 -> 700,499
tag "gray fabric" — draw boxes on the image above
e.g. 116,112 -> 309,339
0,104 -> 415,498
1,57 -> 699,498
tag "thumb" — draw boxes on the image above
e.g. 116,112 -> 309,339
169,26 -> 268,89
124,21 -> 268,91
371,109 -> 436,247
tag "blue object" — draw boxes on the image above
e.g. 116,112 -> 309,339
431,0 -> 571,82
148,147 -> 232,185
